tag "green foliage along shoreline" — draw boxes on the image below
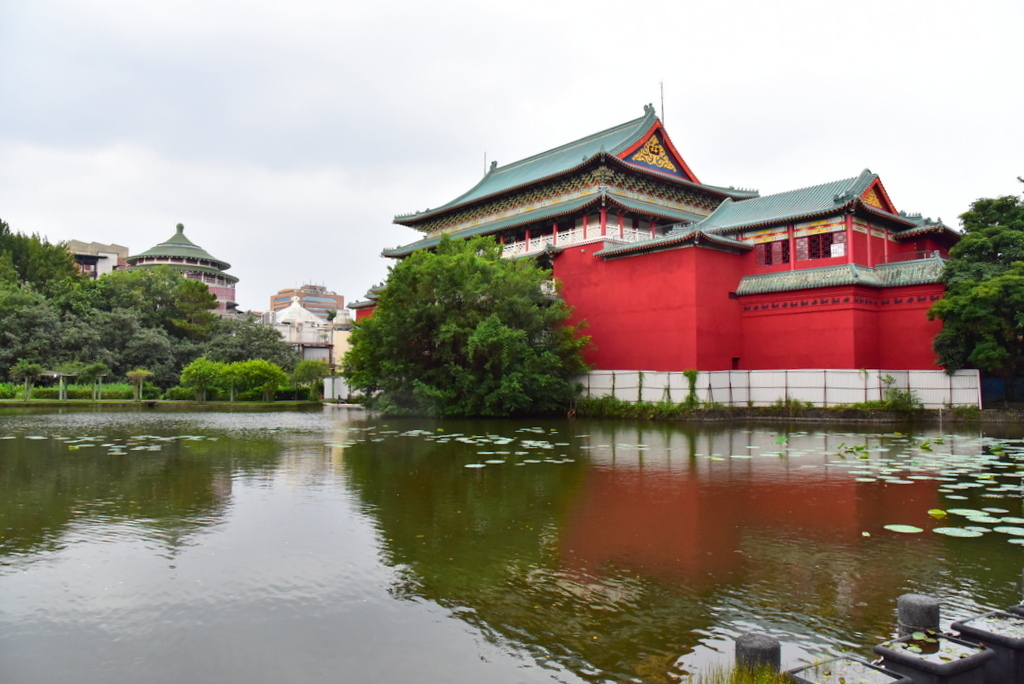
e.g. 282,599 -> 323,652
343,235 -> 589,417
1,219 -> 300,390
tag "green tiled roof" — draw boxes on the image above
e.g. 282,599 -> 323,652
131,262 -> 239,283
395,106 -> 757,226
128,224 -> 230,270
892,219 -> 960,241
605,193 -> 707,223
735,256 -> 944,295
698,169 -> 912,234
383,196 -> 599,257
395,110 -> 658,223
382,187 -> 713,258
595,226 -> 750,259
875,255 -> 946,285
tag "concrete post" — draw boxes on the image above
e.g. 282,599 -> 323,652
897,593 -> 940,636
735,632 -> 780,672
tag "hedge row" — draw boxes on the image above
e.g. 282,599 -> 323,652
0,383 -> 316,402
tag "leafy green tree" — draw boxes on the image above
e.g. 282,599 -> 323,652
88,266 -> 183,330
0,220 -> 82,296
291,359 -> 330,400
126,369 -> 153,401
0,286 -> 60,375
343,235 -> 589,416
930,185 -> 1024,402
79,362 -> 111,400
204,317 -> 300,369
10,359 -> 43,401
180,357 -> 225,401
169,278 -> 218,340
231,359 -> 287,402
221,361 -> 244,402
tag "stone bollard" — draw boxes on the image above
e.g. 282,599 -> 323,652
735,632 -> 781,673
897,593 -> 940,636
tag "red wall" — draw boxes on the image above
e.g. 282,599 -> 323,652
739,286 -> 880,369
554,242 -> 744,371
556,244 -> 944,372
876,284 -> 945,369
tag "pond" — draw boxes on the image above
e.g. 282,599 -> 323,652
1,407 -> 1023,683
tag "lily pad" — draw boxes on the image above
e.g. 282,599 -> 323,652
884,524 -> 924,534
967,515 -> 1004,524
933,527 -> 984,538
947,508 -> 985,516
992,526 -> 1024,536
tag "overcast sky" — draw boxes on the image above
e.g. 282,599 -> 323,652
2,0 -> 1021,312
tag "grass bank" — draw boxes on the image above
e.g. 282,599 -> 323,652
572,395 -> 991,424
0,399 -> 323,410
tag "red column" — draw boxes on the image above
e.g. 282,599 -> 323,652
883,227 -> 890,263
649,218 -> 656,239
844,214 -> 854,263
618,213 -> 624,239
866,222 -> 874,266
600,207 -> 608,237
552,221 -> 558,247
788,224 -> 796,271
525,228 -> 531,252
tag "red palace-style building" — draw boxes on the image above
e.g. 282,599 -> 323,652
351,105 -> 959,372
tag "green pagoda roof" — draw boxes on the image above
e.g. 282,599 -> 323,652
697,170 -> 915,234
594,225 -> 751,259
394,106 -> 757,226
735,255 -> 945,295
382,190 -> 711,258
127,224 -> 231,270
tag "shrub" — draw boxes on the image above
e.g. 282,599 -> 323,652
164,386 -> 195,401
0,382 -> 16,399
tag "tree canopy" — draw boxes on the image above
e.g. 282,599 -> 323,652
343,235 -> 589,416
0,221 -> 298,388
930,184 -> 1024,394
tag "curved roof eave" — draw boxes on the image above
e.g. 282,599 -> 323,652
595,228 -> 751,260
394,110 -> 658,224
395,154 -> 755,229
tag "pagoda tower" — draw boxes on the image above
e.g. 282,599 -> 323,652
126,223 -> 238,312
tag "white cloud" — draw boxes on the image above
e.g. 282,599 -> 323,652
2,0 -> 1022,310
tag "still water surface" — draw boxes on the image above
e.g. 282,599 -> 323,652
1,408 -> 1023,683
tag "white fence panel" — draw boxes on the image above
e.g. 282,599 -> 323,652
727,371 -> 750,405
641,372 -> 671,403
826,386 -> 869,406
908,370 -> 951,390
324,376 -> 350,401
614,372 -> 641,402
574,368 -> 980,407
950,371 -> 982,407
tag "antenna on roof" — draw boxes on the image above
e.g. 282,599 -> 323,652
660,80 -> 665,123
483,152 -> 486,176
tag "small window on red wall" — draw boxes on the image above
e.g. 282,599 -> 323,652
755,240 -> 790,266
796,231 -> 845,261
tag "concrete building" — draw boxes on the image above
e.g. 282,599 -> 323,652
269,285 -> 345,320
67,240 -> 128,279
263,296 -> 347,365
